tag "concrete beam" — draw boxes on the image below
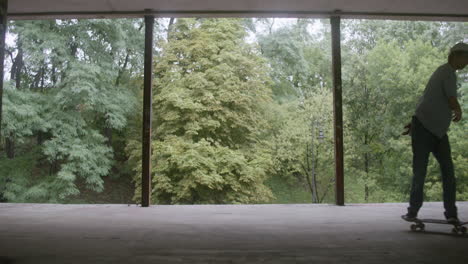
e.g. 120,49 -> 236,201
6,0 -> 468,21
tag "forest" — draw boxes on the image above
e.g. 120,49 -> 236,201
0,18 -> 466,205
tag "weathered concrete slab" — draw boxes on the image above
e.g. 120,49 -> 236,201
0,202 -> 467,264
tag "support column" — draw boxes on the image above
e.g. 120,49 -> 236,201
141,14 -> 154,207
331,16 -> 344,206
0,0 -> 7,140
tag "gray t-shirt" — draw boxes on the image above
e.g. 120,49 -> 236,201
415,63 -> 458,138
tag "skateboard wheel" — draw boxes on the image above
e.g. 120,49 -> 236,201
410,224 -> 424,231
419,223 -> 425,231
452,227 -> 459,234
460,226 -> 467,235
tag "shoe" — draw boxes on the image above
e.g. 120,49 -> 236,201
401,213 -> 418,222
446,217 -> 459,224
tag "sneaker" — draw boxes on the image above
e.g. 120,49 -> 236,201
446,217 -> 459,224
401,213 -> 418,222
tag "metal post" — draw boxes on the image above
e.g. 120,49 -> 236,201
141,14 -> 154,207
331,16 -> 344,206
0,0 -> 7,141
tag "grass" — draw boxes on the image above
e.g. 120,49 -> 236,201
265,174 -> 315,204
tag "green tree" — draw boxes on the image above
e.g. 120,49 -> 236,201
1,19 -> 144,202
256,19 -> 331,101
269,89 -> 335,203
130,18 -> 274,204
342,20 -> 467,203
254,19 -> 335,203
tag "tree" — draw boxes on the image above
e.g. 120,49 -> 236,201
256,19 -> 331,101
130,18 -> 275,204
341,19 -> 467,203
269,89 -> 335,203
254,19 -> 335,203
1,19 -> 144,202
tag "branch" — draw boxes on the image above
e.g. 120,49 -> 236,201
319,176 -> 335,203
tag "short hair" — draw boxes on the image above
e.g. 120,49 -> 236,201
448,50 -> 468,62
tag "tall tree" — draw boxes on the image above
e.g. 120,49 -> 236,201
129,18 -> 274,204
254,19 -> 335,203
1,19 -> 144,202
341,20 -> 467,202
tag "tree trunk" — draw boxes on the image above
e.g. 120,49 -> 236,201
319,177 -> 335,203
5,39 -> 24,158
167,18 -> 175,39
310,121 -> 319,203
311,147 -> 320,203
40,65 -> 45,92
363,81 -> 370,202
49,160 -> 59,176
51,63 -> 57,85
17,47 -> 23,89
5,133 -> 14,159
10,40 -> 24,89
31,70 -> 41,90
303,143 -> 316,203
37,131 -> 46,145
365,184 -> 369,202
310,146 -> 319,203
305,140 -> 319,203
364,133 -> 370,202
104,126 -> 112,146
115,50 -> 130,86
303,162 -> 317,204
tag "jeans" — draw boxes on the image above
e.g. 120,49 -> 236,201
408,116 -> 457,218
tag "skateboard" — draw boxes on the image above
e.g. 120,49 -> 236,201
403,217 -> 467,235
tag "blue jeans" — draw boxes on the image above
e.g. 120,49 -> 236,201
408,116 -> 457,218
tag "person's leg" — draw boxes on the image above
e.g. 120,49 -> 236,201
407,117 -> 434,217
432,134 -> 457,219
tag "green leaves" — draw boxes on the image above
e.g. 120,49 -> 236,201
3,18 -> 466,205
2,82 -> 49,141
1,18 -> 144,202
129,18 -> 274,204
257,20 -> 331,100
150,137 -> 272,204
43,126 -> 112,192
342,20 -> 467,202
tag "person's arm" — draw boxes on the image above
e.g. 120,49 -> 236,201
449,96 -> 462,122
443,71 -> 461,122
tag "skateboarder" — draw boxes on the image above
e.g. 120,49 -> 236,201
402,42 -> 468,223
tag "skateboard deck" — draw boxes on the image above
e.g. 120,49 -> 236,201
402,216 -> 467,235
416,218 -> 467,225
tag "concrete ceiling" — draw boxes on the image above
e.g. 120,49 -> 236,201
6,0 -> 468,21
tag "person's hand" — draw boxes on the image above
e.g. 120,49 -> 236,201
453,110 -> 462,122
402,123 -> 411,136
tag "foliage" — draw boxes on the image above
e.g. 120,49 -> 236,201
2,82 -> 49,142
1,18 -> 467,205
342,20 -> 467,203
129,18 -> 275,204
1,19 -> 144,202
256,19 -> 331,100
268,90 -> 335,203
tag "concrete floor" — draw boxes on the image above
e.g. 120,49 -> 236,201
0,202 -> 467,264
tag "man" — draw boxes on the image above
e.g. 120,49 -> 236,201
402,42 -> 468,223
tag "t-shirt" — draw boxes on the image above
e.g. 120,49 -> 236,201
415,63 -> 458,138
